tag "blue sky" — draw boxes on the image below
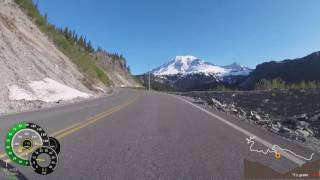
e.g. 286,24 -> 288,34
37,0 -> 320,74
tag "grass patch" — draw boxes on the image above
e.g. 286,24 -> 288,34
15,0 -> 111,87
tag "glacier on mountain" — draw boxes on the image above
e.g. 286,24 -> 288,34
150,56 -> 252,77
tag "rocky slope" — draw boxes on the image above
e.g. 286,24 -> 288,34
94,50 -> 141,88
0,0 -> 104,114
179,90 -> 320,152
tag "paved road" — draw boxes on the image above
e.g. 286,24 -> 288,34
0,89 -> 318,179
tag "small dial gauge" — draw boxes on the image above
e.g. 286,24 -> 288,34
49,137 -> 60,155
30,147 -> 58,175
5,122 -> 49,166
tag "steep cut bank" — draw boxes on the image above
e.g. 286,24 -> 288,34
94,50 -> 141,88
0,0 -> 103,114
13,0 -> 140,89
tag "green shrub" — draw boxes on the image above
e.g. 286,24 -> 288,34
209,85 -> 236,91
255,78 -> 320,90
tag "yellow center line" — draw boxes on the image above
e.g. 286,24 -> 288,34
56,97 -> 138,139
0,96 -> 139,162
50,121 -> 84,137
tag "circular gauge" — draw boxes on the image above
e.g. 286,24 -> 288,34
5,122 -> 50,166
30,147 -> 58,175
49,137 -> 60,155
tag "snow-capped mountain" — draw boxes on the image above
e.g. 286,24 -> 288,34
139,56 -> 252,91
150,56 -> 251,77
222,62 -> 252,76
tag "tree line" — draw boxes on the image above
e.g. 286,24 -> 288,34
56,27 -> 94,53
96,47 -> 126,61
254,79 -> 320,90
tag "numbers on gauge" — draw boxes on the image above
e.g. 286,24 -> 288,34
5,122 -> 60,175
30,147 -> 58,175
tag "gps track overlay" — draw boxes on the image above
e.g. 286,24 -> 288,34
244,136 -> 319,179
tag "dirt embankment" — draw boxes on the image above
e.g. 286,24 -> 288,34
94,50 -> 141,88
0,0 -> 103,114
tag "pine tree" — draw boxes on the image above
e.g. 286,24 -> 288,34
79,35 -> 84,47
44,13 -> 48,24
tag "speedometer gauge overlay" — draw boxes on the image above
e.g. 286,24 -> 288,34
30,147 -> 58,175
49,137 -> 61,155
5,122 -> 50,166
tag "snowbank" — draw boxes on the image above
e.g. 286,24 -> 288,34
8,78 -> 91,103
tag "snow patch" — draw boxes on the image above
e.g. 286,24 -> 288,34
8,78 -> 91,103
8,85 -> 35,101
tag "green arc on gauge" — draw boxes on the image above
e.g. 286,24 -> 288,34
5,122 -> 30,166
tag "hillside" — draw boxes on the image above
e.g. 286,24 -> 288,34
0,0 -> 139,115
241,51 -> 320,89
13,0 -> 112,88
94,50 -> 141,88
13,0 -> 139,88
0,0 -> 101,114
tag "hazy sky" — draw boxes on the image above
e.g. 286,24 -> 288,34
37,0 -> 320,74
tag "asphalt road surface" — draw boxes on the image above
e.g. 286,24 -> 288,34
0,89 -> 318,180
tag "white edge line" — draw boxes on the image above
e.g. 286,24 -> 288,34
171,94 -> 306,166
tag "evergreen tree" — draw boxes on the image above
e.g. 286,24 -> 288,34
44,13 -> 48,24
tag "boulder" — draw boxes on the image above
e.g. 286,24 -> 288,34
250,111 -> 262,121
211,98 -> 224,108
309,112 -> 320,121
295,113 -> 308,121
297,121 -> 309,128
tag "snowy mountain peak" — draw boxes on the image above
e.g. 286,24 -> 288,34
223,62 -> 251,71
150,56 -> 252,76
172,55 -> 199,63
225,62 -> 242,67
170,56 -> 205,72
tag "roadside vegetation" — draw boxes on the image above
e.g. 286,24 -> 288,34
14,0 -> 119,87
208,79 -> 320,92
254,79 -> 320,90
209,85 -> 236,91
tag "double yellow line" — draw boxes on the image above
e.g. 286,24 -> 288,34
0,96 -> 139,163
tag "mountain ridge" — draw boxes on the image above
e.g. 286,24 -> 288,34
241,51 -> 320,89
138,51 -> 320,91
149,55 -> 252,76
137,55 -> 251,91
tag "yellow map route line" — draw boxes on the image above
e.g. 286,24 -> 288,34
0,96 -> 139,163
